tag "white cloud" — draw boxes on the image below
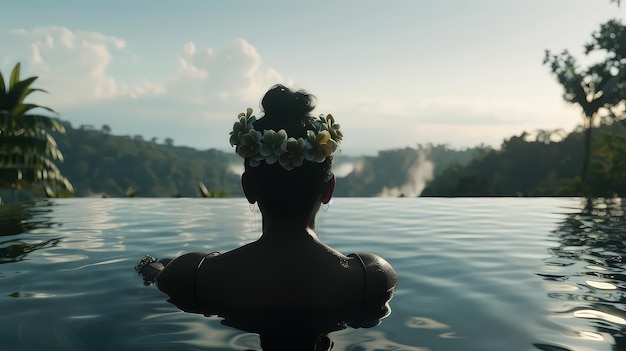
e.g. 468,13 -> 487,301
183,41 -> 196,56
6,26 -> 164,108
2,27 -> 290,136
167,38 -> 288,106
5,26 -> 571,155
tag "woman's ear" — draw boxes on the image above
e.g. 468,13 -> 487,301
322,174 -> 335,204
241,172 -> 257,204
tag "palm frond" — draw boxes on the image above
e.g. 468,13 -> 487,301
0,70 -> 5,96
0,63 -> 73,199
8,63 -> 21,89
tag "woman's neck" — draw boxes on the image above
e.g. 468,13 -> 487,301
258,212 -> 319,242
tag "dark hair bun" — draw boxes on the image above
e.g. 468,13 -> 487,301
260,85 -> 316,128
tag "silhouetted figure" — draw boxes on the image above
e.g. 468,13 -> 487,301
137,85 -> 397,350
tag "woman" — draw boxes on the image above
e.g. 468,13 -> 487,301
137,85 -> 397,349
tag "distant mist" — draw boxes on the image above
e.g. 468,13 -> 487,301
377,149 -> 434,197
334,147 -> 439,197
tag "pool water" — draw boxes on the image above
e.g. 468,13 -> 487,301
1,197 -> 625,351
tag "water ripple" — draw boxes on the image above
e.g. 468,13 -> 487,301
0,197 -> 625,350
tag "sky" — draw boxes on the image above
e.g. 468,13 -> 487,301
0,1 -> 623,156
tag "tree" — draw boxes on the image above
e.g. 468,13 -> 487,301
590,131 -> 626,196
0,63 -> 73,201
544,19 -> 626,190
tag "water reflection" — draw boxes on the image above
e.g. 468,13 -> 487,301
540,197 -> 626,351
166,291 -> 391,350
0,200 -> 62,264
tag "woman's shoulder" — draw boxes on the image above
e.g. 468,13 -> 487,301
349,253 -> 398,305
155,252 -> 220,311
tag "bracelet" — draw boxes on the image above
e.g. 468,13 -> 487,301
135,255 -> 158,274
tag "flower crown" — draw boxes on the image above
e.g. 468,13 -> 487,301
229,108 -> 342,170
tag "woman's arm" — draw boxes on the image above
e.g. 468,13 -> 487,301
353,253 -> 398,305
137,252 -> 220,314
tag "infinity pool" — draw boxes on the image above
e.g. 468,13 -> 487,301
1,197 -> 624,350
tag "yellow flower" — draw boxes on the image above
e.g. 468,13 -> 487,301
324,114 -> 343,142
230,108 -> 342,170
305,130 -> 334,163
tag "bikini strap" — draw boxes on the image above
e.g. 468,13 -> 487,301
193,251 -> 220,306
348,253 -> 398,306
348,253 -> 368,306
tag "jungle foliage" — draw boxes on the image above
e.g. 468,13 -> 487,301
0,63 -> 73,202
2,119 -> 622,199
1,120 -> 490,199
53,123 -> 242,198
421,123 -> 626,197
544,18 -> 626,189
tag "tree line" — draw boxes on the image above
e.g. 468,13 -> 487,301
54,122 -> 242,198
421,123 -> 626,197
1,112 -> 625,200
36,124 -> 493,199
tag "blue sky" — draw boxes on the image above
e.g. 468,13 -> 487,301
1,1 -> 623,155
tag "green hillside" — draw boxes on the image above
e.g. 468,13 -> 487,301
55,122 -> 242,198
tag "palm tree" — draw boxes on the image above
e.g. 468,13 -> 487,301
544,19 -> 626,192
0,62 -> 73,201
